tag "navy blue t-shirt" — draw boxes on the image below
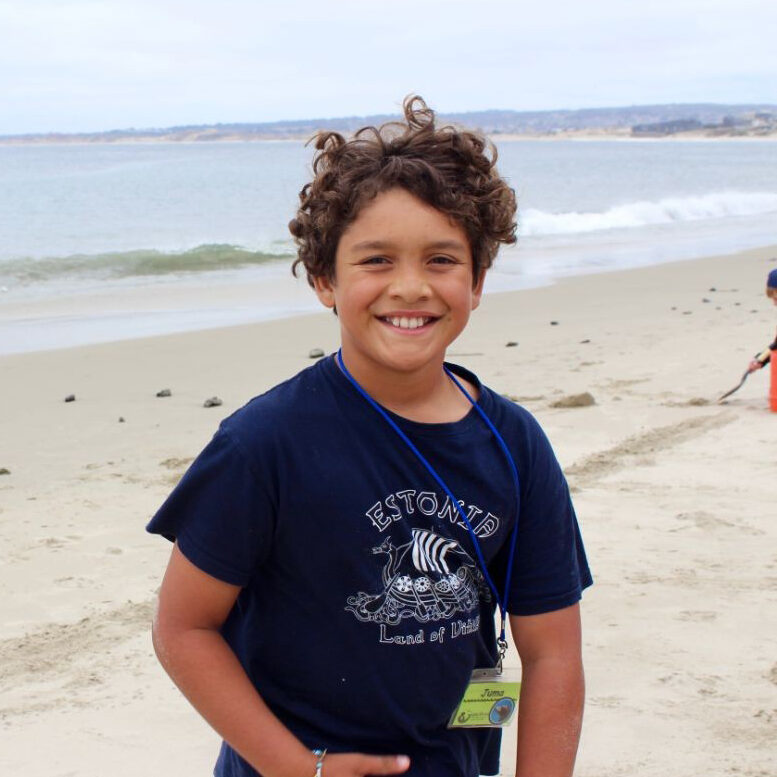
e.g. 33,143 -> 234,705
147,355 -> 592,777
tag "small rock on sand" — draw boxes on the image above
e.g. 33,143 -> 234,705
156,388 -> 172,398
64,394 -> 76,403
505,341 -> 518,347
550,321 -> 559,326
204,396 -> 223,408
0,467 -> 10,475
550,392 -> 596,409
309,348 -> 325,358
118,417 -> 126,423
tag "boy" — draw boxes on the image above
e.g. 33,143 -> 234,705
148,96 -> 592,777
746,268 -> 777,374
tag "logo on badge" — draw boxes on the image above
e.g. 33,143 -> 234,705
488,697 -> 515,725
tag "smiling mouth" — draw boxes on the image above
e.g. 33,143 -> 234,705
380,315 -> 437,330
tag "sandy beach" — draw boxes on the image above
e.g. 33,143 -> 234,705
1,246 -> 776,776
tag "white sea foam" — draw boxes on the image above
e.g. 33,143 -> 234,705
520,191 -> 777,237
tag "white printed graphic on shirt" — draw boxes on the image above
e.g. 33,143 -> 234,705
345,527 -> 491,627
365,489 -> 500,539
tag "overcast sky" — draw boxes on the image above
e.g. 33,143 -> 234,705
2,0 -> 776,134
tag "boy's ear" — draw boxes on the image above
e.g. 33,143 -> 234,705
471,270 -> 486,311
313,275 -> 336,309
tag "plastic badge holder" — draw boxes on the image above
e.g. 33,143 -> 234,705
448,667 -> 521,729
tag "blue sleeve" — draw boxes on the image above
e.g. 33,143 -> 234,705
493,412 -> 592,616
146,427 -> 276,586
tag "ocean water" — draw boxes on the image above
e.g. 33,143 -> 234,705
1,139 -> 776,353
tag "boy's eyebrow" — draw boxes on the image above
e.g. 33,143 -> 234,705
348,239 -> 469,253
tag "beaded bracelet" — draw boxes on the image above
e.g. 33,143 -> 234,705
312,748 -> 327,777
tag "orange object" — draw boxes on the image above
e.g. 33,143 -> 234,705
770,352 -> 777,412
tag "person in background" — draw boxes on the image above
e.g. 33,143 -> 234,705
747,267 -> 777,374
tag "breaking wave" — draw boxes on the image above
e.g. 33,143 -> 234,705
520,191 -> 777,237
0,244 -> 294,284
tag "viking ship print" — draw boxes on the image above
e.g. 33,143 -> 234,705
346,528 -> 490,625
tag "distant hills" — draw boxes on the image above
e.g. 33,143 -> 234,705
3,103 -> 777,143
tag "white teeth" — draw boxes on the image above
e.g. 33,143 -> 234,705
386,316 -> 429,329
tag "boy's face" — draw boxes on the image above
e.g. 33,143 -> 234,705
314,187 -> 484,380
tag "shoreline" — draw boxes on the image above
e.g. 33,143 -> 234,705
1,244 -> 776,776
4,239 -> 777,357
2,131 -> 777,147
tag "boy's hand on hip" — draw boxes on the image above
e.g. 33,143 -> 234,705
322,753 -> 410,776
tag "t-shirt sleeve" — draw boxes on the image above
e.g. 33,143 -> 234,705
146,426 -> 276,586
491,411 -> 592,616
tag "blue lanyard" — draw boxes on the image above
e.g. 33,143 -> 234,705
336,350 -> 521,658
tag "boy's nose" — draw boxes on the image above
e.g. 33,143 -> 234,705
388,266 -> 431,301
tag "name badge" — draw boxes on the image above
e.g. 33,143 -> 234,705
448,668 -> 521,729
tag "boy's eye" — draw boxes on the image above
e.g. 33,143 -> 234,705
361,256 -> 389,265
430,255 -> 456,265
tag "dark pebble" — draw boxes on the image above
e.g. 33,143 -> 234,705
204,396 -> 223,408
682,311 -> 692,315
579,339 -> 591,344
0,467 -> 10,476
702,298 -> 710,303
119,417 -> 126,423
308,348 -> 325,359
64,394 -> 76,403
709,287 -> 716,292
505,341 -> 518,347
156,388 -> 172,398
671,306 -> 677,311
550,321 -> 559,326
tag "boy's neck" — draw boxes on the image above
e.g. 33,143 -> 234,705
337,349 -> 477,424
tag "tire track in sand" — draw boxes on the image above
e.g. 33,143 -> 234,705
0,599 -> 153,717
565,412 -> 735,487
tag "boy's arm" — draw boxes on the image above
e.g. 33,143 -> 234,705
509,604 -> 585,777
152,544 -> 410,777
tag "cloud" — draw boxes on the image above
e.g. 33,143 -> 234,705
1,0 -> 775,133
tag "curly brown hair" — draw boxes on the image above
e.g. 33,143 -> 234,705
289,95 -> 517,286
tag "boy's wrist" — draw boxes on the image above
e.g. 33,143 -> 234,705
256,742 -> 320,777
